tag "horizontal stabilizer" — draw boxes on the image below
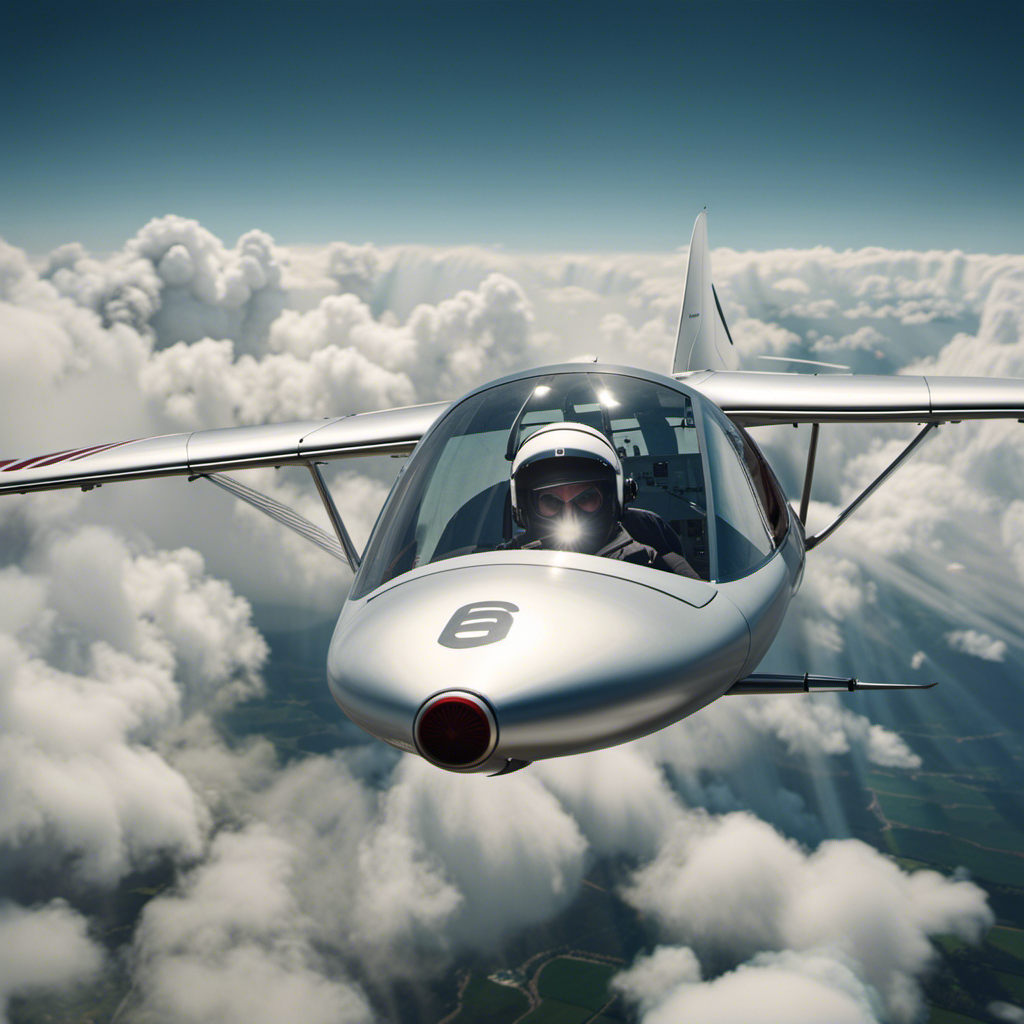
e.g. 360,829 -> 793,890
726,673 -> 938,695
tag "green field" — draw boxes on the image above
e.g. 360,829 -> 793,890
517,999 -> 594,1024
986,927 -> 1024,962
859,724 -> 1024,1024
875,791 -> 1024,854
993,969 -> 1024,1002
884,828 -> 1024,888
448,974 -> 528,1024
927,1009 -> 988,1023
868,771 -> 992,803
537,957 -> 618,1012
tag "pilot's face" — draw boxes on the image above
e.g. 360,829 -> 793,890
533,480 -> 605,519
529,479 -> 612,552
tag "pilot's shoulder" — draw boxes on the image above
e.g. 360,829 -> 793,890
598,528 -> 657,564
623,507 -> 664,526
622,507 -> 684,555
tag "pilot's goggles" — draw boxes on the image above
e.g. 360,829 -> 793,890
532,485 -> 604,518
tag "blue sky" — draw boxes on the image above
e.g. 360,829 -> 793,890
3,0 -> 1021,254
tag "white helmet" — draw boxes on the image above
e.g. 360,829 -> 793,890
510,422 -> 631,550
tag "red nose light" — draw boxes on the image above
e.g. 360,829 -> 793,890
416,694 -> 494,767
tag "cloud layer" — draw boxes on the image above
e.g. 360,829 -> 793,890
0,217 -> 1021,1020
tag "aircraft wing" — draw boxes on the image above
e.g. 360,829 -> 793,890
0,401 -> 450,496
680,370 -> 1024,426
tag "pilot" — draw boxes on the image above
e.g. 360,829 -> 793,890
505,422 -> 700,579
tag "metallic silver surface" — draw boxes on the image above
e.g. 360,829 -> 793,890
681,370 -> 1024,425
0,431 -> 191,494
298,402 -> 450,459
719,532 -> 802,679
673,211 -> 738,373
0,402 -> 450,495
684,371 -> 932,425
319,365 -> 812,771
187,420 -> 327,472
327,553 -> 753,770
926,376 -> 1024,419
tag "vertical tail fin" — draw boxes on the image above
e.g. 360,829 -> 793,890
672,210 -> 739,373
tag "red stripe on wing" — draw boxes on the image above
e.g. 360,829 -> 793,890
2,449 -> 82,472
68,439 -> 139,461
1,439 -> 142,474
31,444 -> 115,468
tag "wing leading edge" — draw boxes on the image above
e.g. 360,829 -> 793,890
0,401 -> 450,496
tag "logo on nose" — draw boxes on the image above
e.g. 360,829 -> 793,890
438,601 -> 519,649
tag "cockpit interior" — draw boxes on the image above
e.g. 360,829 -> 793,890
352,371 -> 791,598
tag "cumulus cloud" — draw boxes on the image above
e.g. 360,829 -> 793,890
733,317 -> 803,360
738,695 -> 921,768
140,334 -> 416,426
1002,500 -> 1024,581
599,311 -> 675,368
612,945 -> 703,1016
945,629 -> 1008,662
0,240 -> 148,405
772,276 -> 811,295
251,754 -> 590,974
0,900 -> 104,1022
814,324 -> 888,354
616,947 -> 882,1024
35,217 -> 286,353
130,824 -> 372,1024
991,1002 -> 1024,1024
326,241 -> 379,301
0,520 -> 265,886
619,812 -> 992,1022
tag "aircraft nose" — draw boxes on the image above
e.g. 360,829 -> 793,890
327,558 -> 750,770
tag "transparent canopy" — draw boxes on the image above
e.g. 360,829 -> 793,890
352,371 -> 787,597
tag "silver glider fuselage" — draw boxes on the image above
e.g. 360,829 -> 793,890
326,364 -> 805,774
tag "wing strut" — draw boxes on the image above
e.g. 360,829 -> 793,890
726,673 -> 937,695
802,422 -> 938,550
203,473 -> 348,564
306,462 -> 362,571
203,465 -> 364,572
799,422 -> 820,525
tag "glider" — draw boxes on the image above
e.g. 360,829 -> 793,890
3,213 -> 1021,774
